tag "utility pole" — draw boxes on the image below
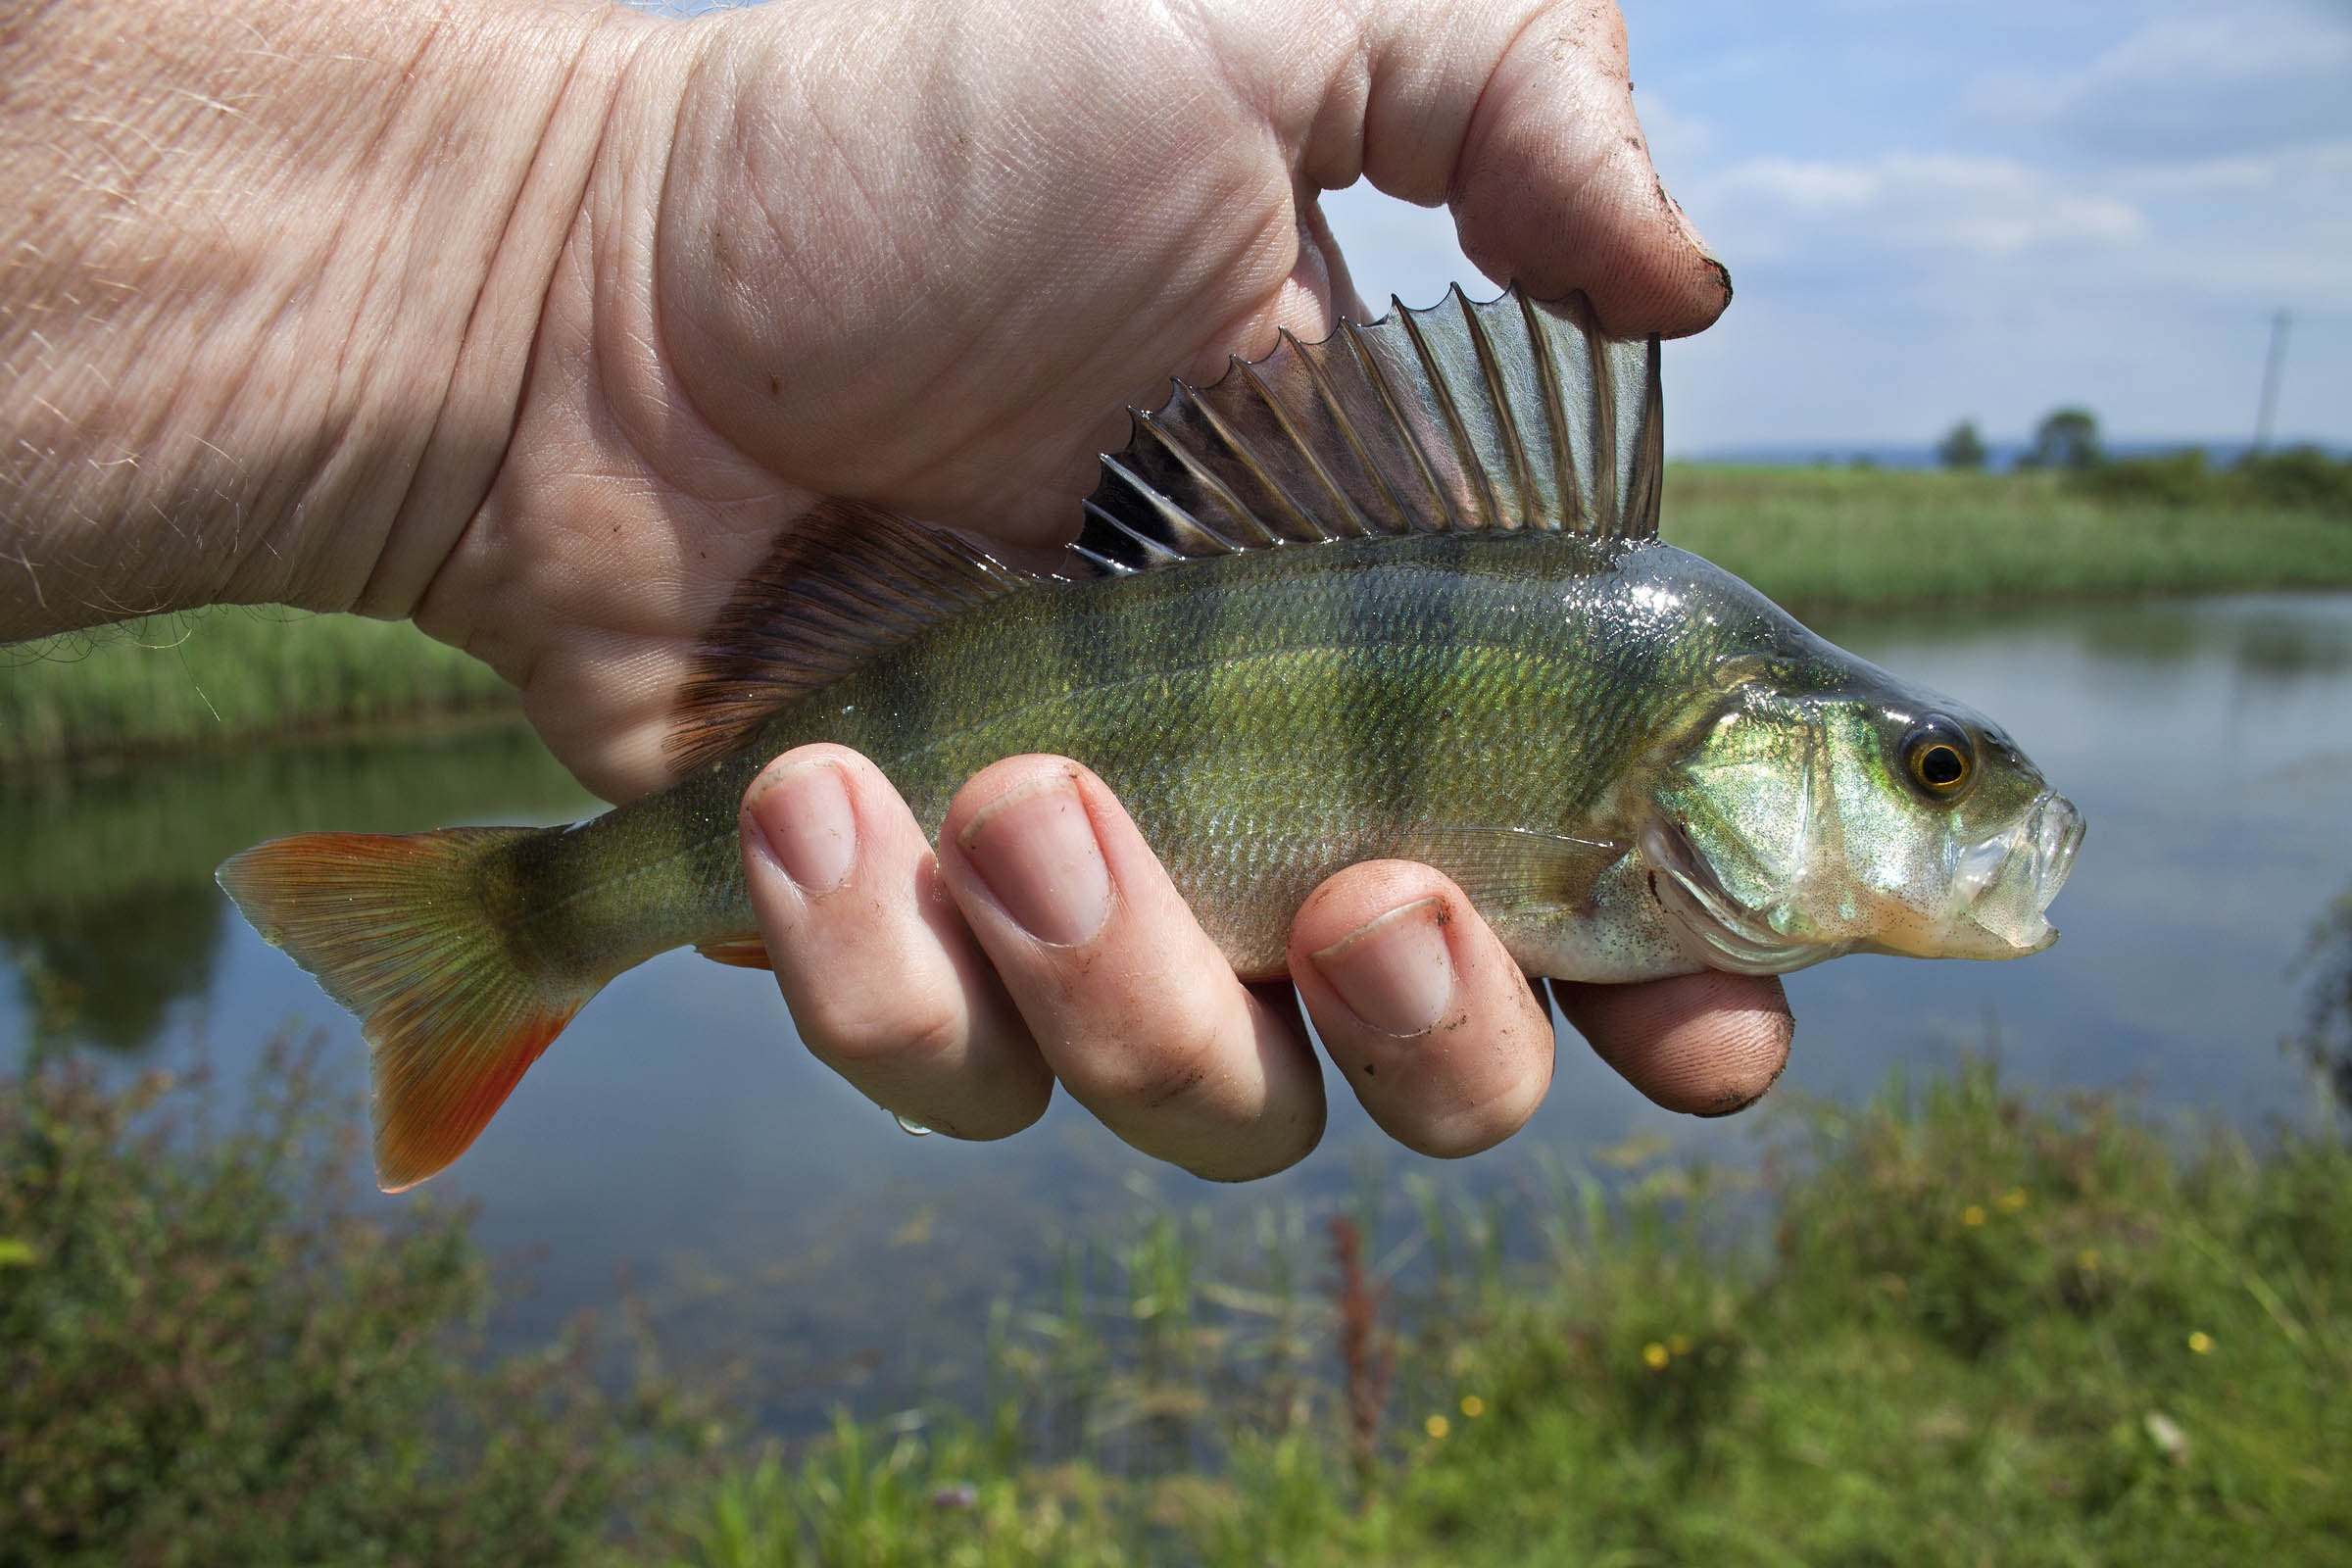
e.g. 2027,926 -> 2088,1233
2253,310 -> 2290,454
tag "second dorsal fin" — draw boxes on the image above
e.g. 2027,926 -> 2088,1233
1069,285 -> 1663,575
665,499 -> 1032,772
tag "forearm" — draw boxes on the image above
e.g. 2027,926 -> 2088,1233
0,0 -> 646,638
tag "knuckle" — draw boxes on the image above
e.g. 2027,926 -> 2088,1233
796,990 -> 966,1067
1072,1008 -> 1226,1113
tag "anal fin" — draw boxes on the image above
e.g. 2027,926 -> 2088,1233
695,937 -> 775,970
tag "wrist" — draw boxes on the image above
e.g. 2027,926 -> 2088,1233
0,0 -> 652,638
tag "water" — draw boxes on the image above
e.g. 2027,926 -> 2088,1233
7,594 -> 2350,1426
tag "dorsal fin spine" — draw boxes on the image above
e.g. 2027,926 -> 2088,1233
1584,314 -> 1623,538
1456,285 -> 1543,530
1082,494 -> 1190,564
1099,452 -> 1248,555
1395,297 -> 1494,530
1186,364 -> 1330,543
1283,325 -> 1414,537
1518,290 -> 1588,532
1340,317 -> 1452,533
1131,405 -> 1278,549
1235,357 -> 1367,541
1630,339 -> 1665,538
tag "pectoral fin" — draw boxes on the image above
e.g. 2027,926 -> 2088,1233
1386,823 -> 1625,924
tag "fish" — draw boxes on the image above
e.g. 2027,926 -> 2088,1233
218,286 -> 2083,1192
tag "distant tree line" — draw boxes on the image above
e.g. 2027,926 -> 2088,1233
1934,409 -> 2350,516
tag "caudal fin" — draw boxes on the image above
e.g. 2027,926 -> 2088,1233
217,828 -> 601,1192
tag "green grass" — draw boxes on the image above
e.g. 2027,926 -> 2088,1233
5,468 -> 2349,764
1,1042 -> 725,1567
1661,466 -> 2352,613
655,1066 -> 2352,1566
0,608 -> 514,765
15,1043 -> 2343,1565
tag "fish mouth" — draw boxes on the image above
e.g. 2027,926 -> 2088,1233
1943,791 -> 2084,956
1639,817 -> 1838,976
1640,790 -> 2085,974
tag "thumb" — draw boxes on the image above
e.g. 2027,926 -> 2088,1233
1327,1 -> 1730,338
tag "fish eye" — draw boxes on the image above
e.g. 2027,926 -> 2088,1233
1901,717 -> 1977,800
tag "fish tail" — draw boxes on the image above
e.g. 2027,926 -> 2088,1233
217,827 -> 601,1192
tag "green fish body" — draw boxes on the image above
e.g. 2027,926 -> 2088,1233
220,289 -> 2082,1190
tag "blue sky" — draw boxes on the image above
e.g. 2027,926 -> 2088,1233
1323,0 -> 2352,454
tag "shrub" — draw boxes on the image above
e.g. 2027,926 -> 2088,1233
0,1040 -> 718,1568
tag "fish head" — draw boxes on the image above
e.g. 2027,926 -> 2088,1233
1642,651 -> 2082,975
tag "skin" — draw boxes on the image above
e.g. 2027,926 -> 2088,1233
2,0 -> 1791,1180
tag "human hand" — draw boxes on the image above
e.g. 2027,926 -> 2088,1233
404,0 -> 1733,798
732,746 -> 1790,1178
415,0 -> 1782,1171
1,0 -> 1786,1176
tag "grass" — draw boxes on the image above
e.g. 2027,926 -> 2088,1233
1,1040 -> 726,1567
0,608 -> 514,766
5,466 -> 2350,765
677,1065 -> 2352,1567
11,1041 -> 2346,1565
1660,466 -> 2352,613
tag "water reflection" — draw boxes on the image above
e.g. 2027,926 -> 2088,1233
1,884 -> 224,1054
0,722 -> 594,1054
5,593 -> 2351,1431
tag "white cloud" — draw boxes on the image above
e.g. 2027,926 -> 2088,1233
1973,4 -> 2352,160
1700,154 -> 2147,258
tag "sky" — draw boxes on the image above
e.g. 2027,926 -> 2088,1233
1321,0 -> 2352,455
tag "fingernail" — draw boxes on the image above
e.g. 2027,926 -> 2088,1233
747,759 -> 857,894
956,771 -> 1111,946
1310,896 -> 1456,1037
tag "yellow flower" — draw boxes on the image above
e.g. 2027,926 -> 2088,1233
1425,1414 -> 1451,1440
1458,1396 -> 1485,1419
1668,1334 -> 1692,1356
2077,1249 -> 2101,1271
2187,1331 -> 2213,1355
1961,1204 -> 1986,1228
1642,1342 -> 1671,1371
1996,1188 -> 2029,1213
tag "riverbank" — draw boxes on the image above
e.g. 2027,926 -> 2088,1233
1662,466 -> 2352,613
0,609 -> 514,768
8,1051 -> 2344,1565
7,466 -> 2351,767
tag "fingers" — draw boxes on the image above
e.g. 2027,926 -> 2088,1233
1289,862 -> 1554,1158
1551,971 -> 1793,1117
746,745 -> 1788,1178
937,757 -> 1328,1182
741,745 -> 1054,1140
1343,0 -> 1731,337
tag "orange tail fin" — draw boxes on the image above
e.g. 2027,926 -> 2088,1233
217,828 -> 603,1192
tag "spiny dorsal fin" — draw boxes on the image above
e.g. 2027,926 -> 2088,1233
670,286 -> 1662,769
1071,284 -> 1663,575
665,499 -> 1032,773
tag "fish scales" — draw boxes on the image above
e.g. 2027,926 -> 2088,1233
216,286 -> 2080,1191
520,529 -> 1692,986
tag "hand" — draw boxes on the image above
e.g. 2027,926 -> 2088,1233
406,0 -> 1734,799
1,0 -> 1786,1176
407,0 -> 1782,1170
738,749 -> 1790,1178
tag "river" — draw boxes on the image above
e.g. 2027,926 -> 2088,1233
6,591 -> 2349,1430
